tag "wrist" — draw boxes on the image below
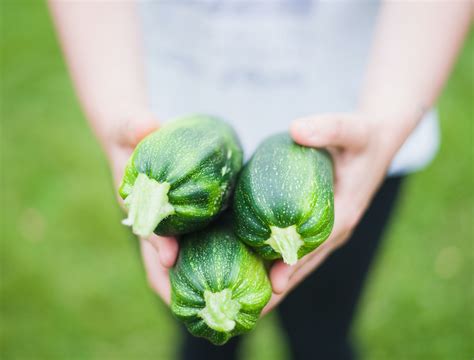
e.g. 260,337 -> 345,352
360,107 -> 425,159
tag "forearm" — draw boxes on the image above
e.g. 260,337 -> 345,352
48,1 -> 152,151
359,1 -> 472,153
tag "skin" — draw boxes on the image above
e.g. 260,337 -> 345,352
49,0 -> 472,314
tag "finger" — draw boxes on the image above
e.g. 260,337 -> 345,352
287,241 -> 330,275
269,261 -> 293,294
266,239 -> 340,316
287,243 -> 334,288
146,235 -> 179,268
270,241 -> 333,294
261,292 -> 286,316
290,113 -> 369,150
140,239 -> 171,304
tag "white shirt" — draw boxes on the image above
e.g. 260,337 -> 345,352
139,1 -> 439,176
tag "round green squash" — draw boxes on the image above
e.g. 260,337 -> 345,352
170,221 -> 272,345
233,133 -> 334,265
119,115 -> 243,237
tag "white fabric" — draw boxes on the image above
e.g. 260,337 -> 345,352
139,1 -> 439,175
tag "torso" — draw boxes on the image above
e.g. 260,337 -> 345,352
140,1 -> 439,175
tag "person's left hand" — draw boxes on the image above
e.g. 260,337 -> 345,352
262,112 -> 410,314
102,110 -> 179,304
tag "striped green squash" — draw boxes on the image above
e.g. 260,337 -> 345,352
170,220 -> 272,345
119,115 -> 243,237
233,133 -> 334,265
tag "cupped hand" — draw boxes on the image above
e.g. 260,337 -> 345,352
263,112 -> 406,314
104,111 -> 408,313
104,111 -> 178,304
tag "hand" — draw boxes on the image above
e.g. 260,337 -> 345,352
102,110 -> 179,304
263,112 -> 410,314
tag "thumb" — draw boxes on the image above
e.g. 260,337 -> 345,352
146,234 -> 179,268
269,261 -> 293,294
290,113 -> 368,150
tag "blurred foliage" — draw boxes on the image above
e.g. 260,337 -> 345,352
1,1 -> 472,359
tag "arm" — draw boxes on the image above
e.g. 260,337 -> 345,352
265,1 -> 472,312
49,1 -> 177,303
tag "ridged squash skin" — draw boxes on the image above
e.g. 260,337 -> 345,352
170,221 -> 272,345
119,115 -> 243,236
233,133 -> 334,264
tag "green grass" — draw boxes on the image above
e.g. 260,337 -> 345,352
1,1 -> 472,359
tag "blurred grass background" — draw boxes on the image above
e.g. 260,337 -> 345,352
1,1 -> 472,359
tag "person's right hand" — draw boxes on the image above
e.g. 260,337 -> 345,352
100,110 -> 178,304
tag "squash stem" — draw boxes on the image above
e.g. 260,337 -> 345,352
122,173 -> 175,237
199,289 -> 241,333
265,225 -> 303,265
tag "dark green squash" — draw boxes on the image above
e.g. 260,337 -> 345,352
170,220 -> 272,345
233,133 -> 334,265
119,115 -> 243,237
